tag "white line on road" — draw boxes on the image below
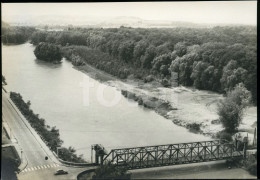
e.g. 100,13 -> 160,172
43,165 -> 47,168
27,168 -> 32,171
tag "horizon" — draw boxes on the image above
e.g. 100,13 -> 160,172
2,2 -> 257,26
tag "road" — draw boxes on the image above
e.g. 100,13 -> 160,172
2,89 -> 94,180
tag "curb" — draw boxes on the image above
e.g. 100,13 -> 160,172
3,90 -> 60,165
77,168 -> 96,180
4,89 -> 95,169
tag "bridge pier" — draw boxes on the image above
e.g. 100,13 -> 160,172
92,144 -> 107,165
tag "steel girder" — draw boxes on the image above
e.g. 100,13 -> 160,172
103,140 -> 243,169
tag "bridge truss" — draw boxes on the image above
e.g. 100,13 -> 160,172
102,140 -> 243,169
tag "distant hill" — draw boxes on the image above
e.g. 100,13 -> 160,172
2,15 -> 255,29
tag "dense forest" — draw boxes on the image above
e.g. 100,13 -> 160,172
2,24 -> 256,104
29,26 -> 257,104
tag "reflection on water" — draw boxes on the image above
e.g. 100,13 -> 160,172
2,43 -> 210,160
34,58 -> 63,69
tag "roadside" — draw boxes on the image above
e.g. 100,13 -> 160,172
2,118 -> 28,172
2,89 -> 61,165
3,88 -> 97,180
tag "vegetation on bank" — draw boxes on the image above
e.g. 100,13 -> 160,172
246,153 -> 257,176
92,162 -> 131,180
61,45 -> 146,79
9,92 -> 86,163
34,42 -> 62,62
1,21 -> 35,44
217,83 -> 251,137
29,26 -> 256,104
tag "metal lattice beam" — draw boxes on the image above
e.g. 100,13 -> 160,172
102,140 -> 243,169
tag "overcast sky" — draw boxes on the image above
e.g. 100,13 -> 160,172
2,1 -> 257,25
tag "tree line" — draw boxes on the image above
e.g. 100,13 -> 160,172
10,92 -> 86,163
2,23 -> 36,44
29,26 -> 256,104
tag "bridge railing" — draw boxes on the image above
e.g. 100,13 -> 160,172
102,140 -> 243,169
53,151 -> 96,167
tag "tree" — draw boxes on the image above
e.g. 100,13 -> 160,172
217,83 -> 251,134
140,45 -> 156,69
169,56 -> 181,86
71,54 -> 85,66
220,60 -> 248,93
152,53 -> 172,76
174,42 -> 187,57
191,61 -> 209,89
34,42 -> 62,62
118,41 -> 135,62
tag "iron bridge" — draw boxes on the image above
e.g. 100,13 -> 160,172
101,140 -> 244,169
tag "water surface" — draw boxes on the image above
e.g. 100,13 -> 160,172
2,43 -> 210,160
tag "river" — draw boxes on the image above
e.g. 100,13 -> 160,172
2,43 -> 210,161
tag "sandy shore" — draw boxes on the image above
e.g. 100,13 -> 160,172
75,63 -> 257,139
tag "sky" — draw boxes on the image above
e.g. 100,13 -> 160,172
1,1 -> 257,25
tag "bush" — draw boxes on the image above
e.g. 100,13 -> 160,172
216,130 -> 233,142
144,75 -> 154,83
186,123 -> 201,133
246,154 -> 257,176
247,162 -> 257,175
161,78 -> 170,87
71,54 -> 85,66
217,83 -> 251,134
92,162 -> 131,180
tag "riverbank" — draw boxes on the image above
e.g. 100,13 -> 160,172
9,91 -> 86,163
74,62 -> 257,139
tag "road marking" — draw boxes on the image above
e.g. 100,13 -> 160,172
21,164 -> 61,173
27,167 -> 32,171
